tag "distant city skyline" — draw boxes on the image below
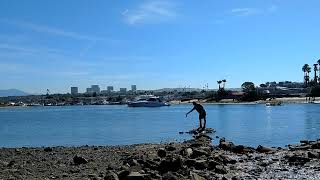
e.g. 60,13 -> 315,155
1,0 -> 320,94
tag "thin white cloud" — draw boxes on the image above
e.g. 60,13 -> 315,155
123,1 -> 177,25
0,18 -> 110,41
230,5 -> 278,17
230,8 -> 261,16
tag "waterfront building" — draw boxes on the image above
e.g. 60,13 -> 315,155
131,85 -> 137,92
107,86 -> 114,92
86,88 -> 93,94
71,87 -> 78,95
120,88 -> 127,94
91,85 -> 100,93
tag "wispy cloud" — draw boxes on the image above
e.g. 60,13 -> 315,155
0,18 -> 110,41
122,1 -> 177,25
230,5 -> 278,17
230,8 -> 261,16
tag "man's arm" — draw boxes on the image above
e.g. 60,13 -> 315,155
186,107 -> 195,117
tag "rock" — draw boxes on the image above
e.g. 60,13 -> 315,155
219,140 -> 235,151
44,147 -> 53,152
117,170 -> 130,180
181,148 -> 193,157
215,165 -> 228,174
185,159 -> 208,170
190,172 -> 206,180
165,145 -> 176,151
157,148 -> 167,158
162,172 -> 178,180
88,174 -> 99,180
311,141 -> 320,149
7,160 -> 15,167
219,155 -> 237,164
126,172 -> 145,180
286,155 -> 310,165
158,157 -> 183,173
208,160 -> 221,170
308,151 -> 320,158
300,140 -> 310,144
73,156 -> 88,165
179,132 -> 184,134
128,159 -> 139,167
256,145 -> 274,153
191,149 -> 209,159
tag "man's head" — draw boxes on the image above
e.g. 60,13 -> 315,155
192,102 -> 197,106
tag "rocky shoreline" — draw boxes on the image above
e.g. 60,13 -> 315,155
1,129 -> 320,180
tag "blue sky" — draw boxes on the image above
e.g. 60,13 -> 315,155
0,0 -> 320,94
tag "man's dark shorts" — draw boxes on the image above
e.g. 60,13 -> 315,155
199,112 -> 206,119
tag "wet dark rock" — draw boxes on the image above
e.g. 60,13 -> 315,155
191,149 -> 209,159
73,156 -> 88,165
185,159 -> 208,170
7,160 -> 15,167
117,170 -> 130,180
311,141 -> 320,149
219,139 -> 235,151
162,172 -> 178,180
179,132 -> 184,134
208,160 -> 221,170
307,151 -> 319,158
215,165 -> 228,174
165,145 -> 176,151
286,155 -> 310,165
300,140 -> 310,144
158,157 -> 183,173
157,148 -> 167,158
256,145 -> 274,153
44,147 -> 53,152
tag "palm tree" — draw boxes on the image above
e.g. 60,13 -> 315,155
217,80 -> 222,90
222,79 -> 227,89
302,64 -> 310,86
307,66 -> 311,86
317,59 -> 320,83
314,64 -> 318,83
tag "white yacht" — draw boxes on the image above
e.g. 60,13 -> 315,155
127,95 -> 170,107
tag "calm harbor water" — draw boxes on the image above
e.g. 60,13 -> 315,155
0,104 -> 320,148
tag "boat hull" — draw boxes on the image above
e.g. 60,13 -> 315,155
127,102 -> 170,107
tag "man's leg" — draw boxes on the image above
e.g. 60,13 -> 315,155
199,117 -> 202,129
203,116 -> 206,129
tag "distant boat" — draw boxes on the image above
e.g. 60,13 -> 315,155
128,95 -> 170,107
266,101 -> 281,106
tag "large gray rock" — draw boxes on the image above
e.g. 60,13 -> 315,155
190,172 -> 206,180
157,148 -> 167,158
73,156 -> 88,165
104,171 -> 119,180
185,159 -> 208,170
158,157 -> 183,173
191,149 -> 209,159
126,172 -> 145,180
256,145 -> 275,153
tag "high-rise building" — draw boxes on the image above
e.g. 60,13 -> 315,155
71,87 -> 78,95
120,88 -> 127,94
86,88 -> 92,93
91,85 -> 100,93
107,86 -> 114,92
131,85 -> 137,92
